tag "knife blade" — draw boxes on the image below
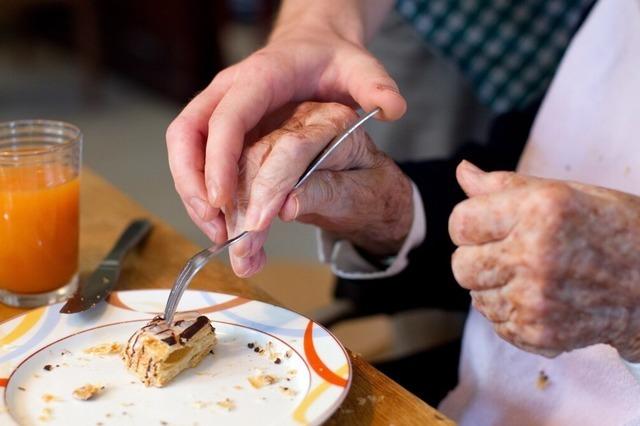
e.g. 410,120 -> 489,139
60,219 -> 152,314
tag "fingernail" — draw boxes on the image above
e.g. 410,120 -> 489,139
189,197 -> 208,220
375,83 -> 400,94
235,236 -> 253,258
235,256 -> 253,277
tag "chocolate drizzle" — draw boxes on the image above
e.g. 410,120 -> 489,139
123,312 -> 216,387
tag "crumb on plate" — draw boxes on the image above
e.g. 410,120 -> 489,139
279,386 -> 297,397
42,393 -> 61,403
192,400 -> 210,409
38,407 -> 53,422
72,384 -> 105,401
216,398 -> 236,411
248,374 -> 278,389
83,342 -> 123,355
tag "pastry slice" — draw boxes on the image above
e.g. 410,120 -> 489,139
122,312 -> 216,387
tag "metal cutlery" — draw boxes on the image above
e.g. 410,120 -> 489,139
60,219 -> 152,313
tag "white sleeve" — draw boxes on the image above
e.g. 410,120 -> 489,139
317,181 -> 426,280
622,359 -> 640,383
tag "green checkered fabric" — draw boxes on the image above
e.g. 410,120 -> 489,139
395,0 -> 594,112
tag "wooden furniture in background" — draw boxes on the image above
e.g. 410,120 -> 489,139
0,169 -> 453,425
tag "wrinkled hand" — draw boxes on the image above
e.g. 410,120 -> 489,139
165,20 -> 406,245
449,161 -> 640,361
221,102 -> 413,277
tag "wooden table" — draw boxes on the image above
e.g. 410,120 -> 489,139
0,170 -> 453,425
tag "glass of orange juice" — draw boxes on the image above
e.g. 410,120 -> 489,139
0,120 -> 82,307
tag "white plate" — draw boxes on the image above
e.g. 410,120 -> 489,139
0,290 -> 352,425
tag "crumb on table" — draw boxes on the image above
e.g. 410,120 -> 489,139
367,394 -> 384,403
72,384 -> 105,401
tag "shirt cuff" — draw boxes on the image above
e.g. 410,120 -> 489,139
317,181 -> 426,280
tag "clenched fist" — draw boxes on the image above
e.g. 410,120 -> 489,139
449,160 -> 640,361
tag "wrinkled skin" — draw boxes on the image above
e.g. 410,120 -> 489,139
449,160 -> 640,361
218,102 -> 413,277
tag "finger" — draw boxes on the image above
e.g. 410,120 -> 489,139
230,247 -> 267,278
449,189 -> 523,246
494,321 -> 562,358
455,160 -> 531,197
244,103 -> 369,231
229,228 -> 269,260
339,50 -> 407,121
204,62 -> 294,209
167,70 -> 234,221
470,289 -> 514,323
279,170 -> 352,222
451,243 -> 513,290
184,204 -> 228,244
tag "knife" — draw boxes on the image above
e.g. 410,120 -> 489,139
60,219 -> 152,314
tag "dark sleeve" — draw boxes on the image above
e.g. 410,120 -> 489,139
334,100 -> 541,316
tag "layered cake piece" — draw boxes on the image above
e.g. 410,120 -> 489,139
122,312 -> 216,387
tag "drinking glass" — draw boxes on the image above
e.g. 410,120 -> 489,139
0,120 -> 82,307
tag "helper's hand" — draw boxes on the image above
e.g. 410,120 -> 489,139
449,161 -> 640,360
222,102 -> 413,277
166,6 -> 406,243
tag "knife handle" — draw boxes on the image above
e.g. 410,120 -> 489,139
104,219 -> 153,263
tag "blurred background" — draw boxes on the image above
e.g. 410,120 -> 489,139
0,0 -> 490,401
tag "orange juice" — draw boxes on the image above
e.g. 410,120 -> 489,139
0,165 -> 79,294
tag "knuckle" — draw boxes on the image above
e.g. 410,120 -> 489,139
532,182 -> 575,215
451,248 -> 472,286
494,171 -> 518,188
165,116 -> 188,145
449,203 -> 471,243
326,102 -> 358,122
315,172 -> 338,202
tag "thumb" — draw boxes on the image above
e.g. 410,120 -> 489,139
456,160 -> 528,197
342,51 -> 407,121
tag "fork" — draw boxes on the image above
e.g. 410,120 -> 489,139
163,107 -> 381,323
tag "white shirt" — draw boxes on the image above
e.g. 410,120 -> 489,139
321,0 -> 640,423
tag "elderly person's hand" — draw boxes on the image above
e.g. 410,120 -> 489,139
449,160 -> 640,361
165,0 -> 406,244
219,102 -> 413,277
